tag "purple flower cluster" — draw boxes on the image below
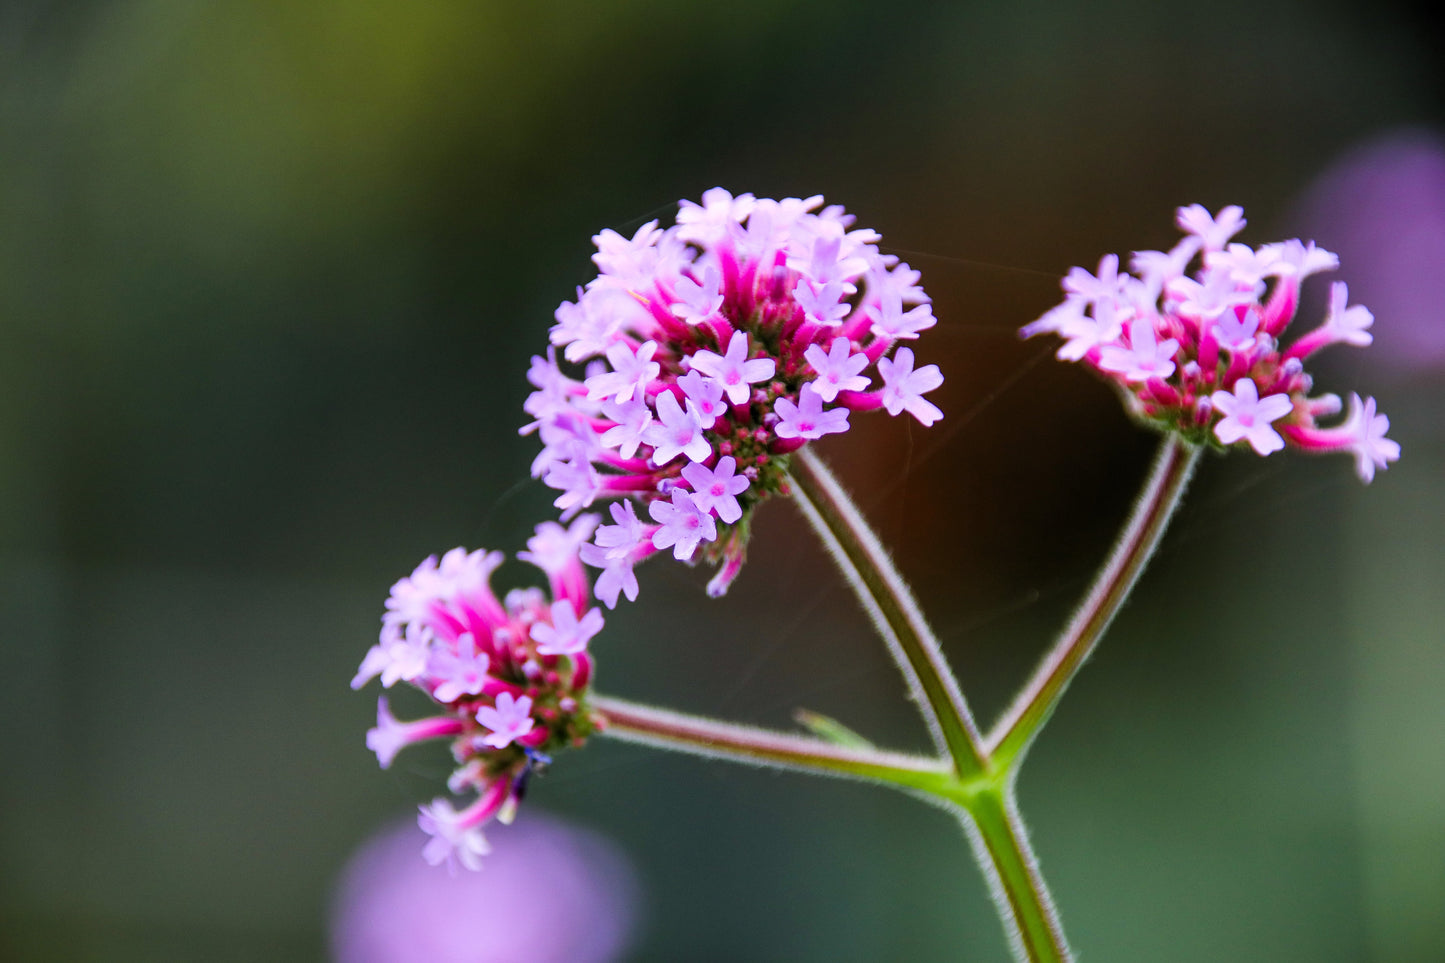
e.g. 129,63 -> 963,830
1022,204 -> 1400,481
524,189 -> 945,601
351,521 -> 605,872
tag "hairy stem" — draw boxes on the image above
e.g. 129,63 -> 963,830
593,694 -> 1067,961
591,694 -> 968,799
987,435 -> 1200,769
964,785 -> 1072,963
787,449 -> 990,781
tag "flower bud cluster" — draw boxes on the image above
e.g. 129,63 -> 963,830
524,189 -> 945,601
350,520 -> 606,872
1022,204 -> 1399,481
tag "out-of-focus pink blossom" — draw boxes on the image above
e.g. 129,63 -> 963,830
331,813 -> 640,963
1295,128 -> 1445,373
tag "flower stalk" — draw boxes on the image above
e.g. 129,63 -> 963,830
963,786 -> 1070,963
987,435 -> 1200,770
787,447 -> 992,781
592,694 -> 972,800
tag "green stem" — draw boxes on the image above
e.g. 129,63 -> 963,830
591,693 -> 972,800
965,785 -> 1071,963
986,435 -> 1200,770
592,693 -> 1066,961
787,449 -> 991,781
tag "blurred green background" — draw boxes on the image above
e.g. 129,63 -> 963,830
2,1 -> 1442,960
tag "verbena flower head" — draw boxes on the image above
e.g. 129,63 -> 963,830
1022,204 -> 1400,482
352,520 -> 606,870
525,189 -> 944,600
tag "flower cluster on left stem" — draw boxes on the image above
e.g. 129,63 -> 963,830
350,519 -> 606,872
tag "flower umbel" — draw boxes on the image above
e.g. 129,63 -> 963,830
352,523 -> 607,869
526,189 -> 945,601
1022,204 -> 1400,481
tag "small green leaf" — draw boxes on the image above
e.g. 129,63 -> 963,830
793,709 -> 874,749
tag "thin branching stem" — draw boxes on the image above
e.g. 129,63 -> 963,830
987,435 -> 1200,769
787,449 -> 991,781
591,694 -> 973,800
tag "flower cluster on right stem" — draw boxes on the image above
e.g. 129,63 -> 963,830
1022,204 -> 1400,481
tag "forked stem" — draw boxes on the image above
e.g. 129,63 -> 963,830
592,694 -> 1069,962
603,440 -> 1195,963
786,449 -> 1069,961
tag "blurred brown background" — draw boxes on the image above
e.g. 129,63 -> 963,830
2,1 -> 1442,960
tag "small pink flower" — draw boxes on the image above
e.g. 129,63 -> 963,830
585,341 -> 661,404
670,263 -> 724,323
649,490 -> 718,560
681,456 -> 751,524
1097,317 -> 1180,383
774,384 -> 850,439
877,348 -> 944,426
688,331 -> 777,405
643,391 -> 710,466
1176,203 -> 1246,251
804,337 -> 871,402
518,516 -> 599,580
417,798 -> 491,874
598,399 -> 653,458
1341,393 -> 1400,484
366,698 -> 466,769
352,623 -> 433,690
531,600 -> 605,657
476,692 -> 535,750
795,279 -> 852,325
1211,378 -> 1294,455
1062,254 -> 1124,304
870,287 -> 936,340
428,635 -> 493,704
676,371 -> 727,428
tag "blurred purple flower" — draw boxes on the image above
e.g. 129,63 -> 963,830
331,811 -> 641,963
1296,128 -> 1445,373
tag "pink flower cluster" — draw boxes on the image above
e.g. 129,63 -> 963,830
1022,204 -> 1400,482
524,189 -> 944,601
351,520 -> 606,872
